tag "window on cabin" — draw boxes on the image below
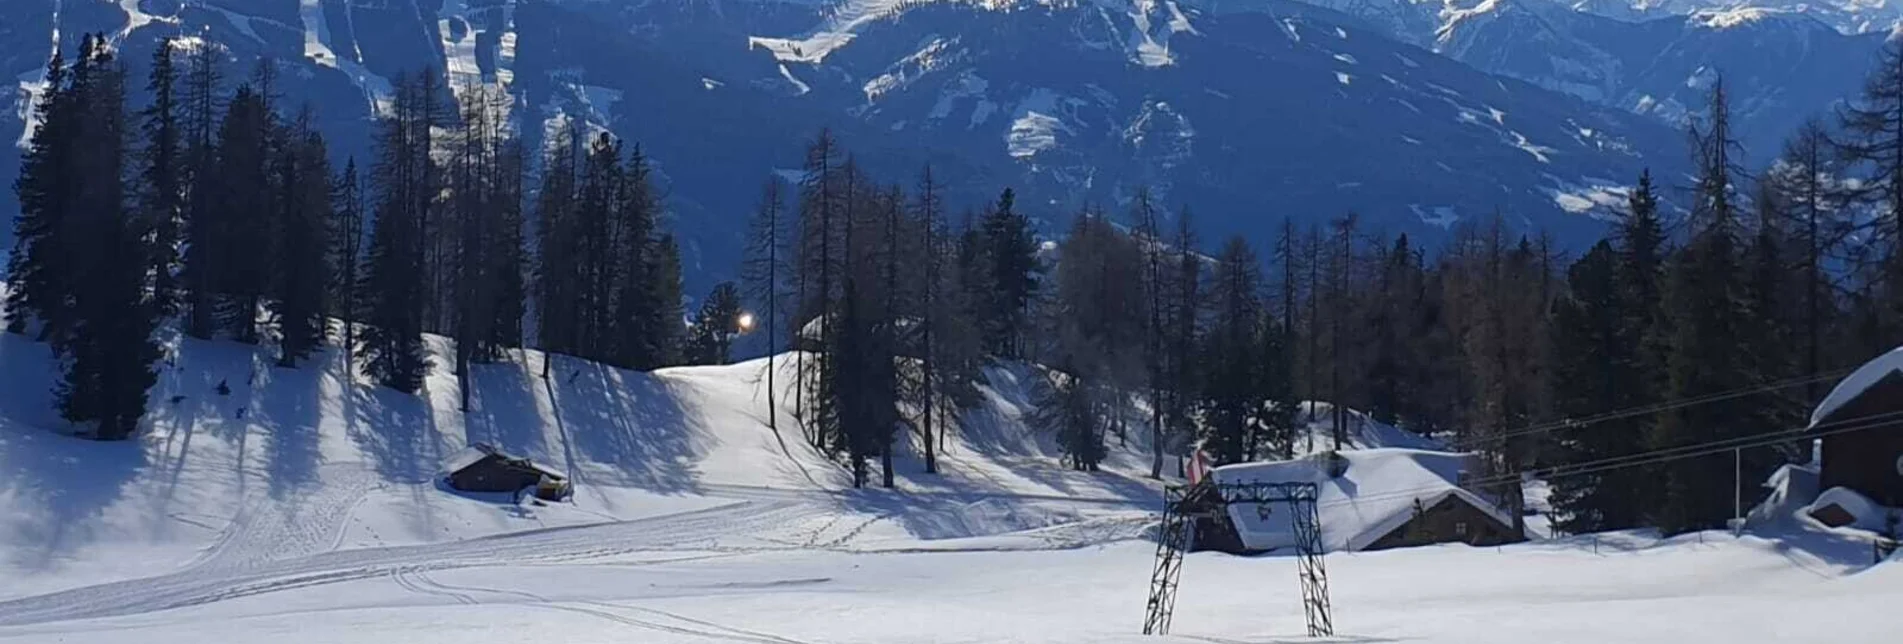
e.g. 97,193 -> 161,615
1455,522 -> 1469,537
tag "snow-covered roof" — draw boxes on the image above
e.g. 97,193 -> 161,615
442,443 -> 566,480
443,444 -> 499,473
1210,449 -> 1513,552
1810,346 -> 1903,427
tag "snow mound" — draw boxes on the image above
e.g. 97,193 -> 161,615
1748,462 -> 1821,527
1211,448 -> 1510,552
1811,345 -> 1903,426
1804,486 -> 1898,532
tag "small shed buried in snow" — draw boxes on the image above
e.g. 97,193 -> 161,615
1198,449 -> 1522,553
1809,346 -> 1903,508
444,443 -> 570,500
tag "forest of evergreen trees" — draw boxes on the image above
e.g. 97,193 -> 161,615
4,35 -> 690,435
744,48 -> 1903,534
10,35 -> 1903,537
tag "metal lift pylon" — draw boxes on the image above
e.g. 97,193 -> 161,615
1141,481 -> 1334,638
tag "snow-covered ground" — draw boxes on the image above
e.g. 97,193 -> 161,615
0,321 -> 1168,605
2,315 -> 1899,642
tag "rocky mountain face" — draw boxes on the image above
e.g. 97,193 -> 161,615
0,0 -> 1846,289
1190,0 -> 1884,159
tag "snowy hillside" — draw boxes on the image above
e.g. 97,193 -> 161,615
0,326 -> 1171,603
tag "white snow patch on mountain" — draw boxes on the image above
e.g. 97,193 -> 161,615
113,0 -> 176,43
1333,52 -> 1359,64
751,0 -> 1011,64
864,37 -> 962,102
1546,177 -> 1632,220
1009,111 -> 1068,158
1510,130 -> 1554,162
1336,71 -> 1353,85
1689,6 -> 1790,29
14,0 -> 62,151
778,63 -> 812,95
1411,204 -> 1462,228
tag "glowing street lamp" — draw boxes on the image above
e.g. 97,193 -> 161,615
736,312 -> 757,334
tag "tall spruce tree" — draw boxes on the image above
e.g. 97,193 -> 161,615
1201,236 -> 1265,465
210,81 -> 275,343
979,188 -> 1038,358
1652,76 -> 1759,533
1549,241 -> 1648,532
272,110 -> 333,367
52,36 -> 164,440
139,38 -> 184,316
361,74 -> 439,393
6,49 -> 71,337
333,158 -> 367,367
180,43 -> 225,339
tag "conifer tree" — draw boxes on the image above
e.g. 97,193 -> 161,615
1133,188 -> 1167,477
210,81 -> 275,342
686,282 -> 744,365
139,38 -> 184,316
51,36 -> 164,440
272,110 -> 333,367
180,43 -> 225,339
979,188 -> 1038,358
1652,76 -> 1758,533
1200,236 -> 1264,465
333,158 -> 366,367
648,234 -> 686,367
361,74 -> 438,393
1549,241 -> 1646,532
535,122 -> 582,370
6,49 -> 71,337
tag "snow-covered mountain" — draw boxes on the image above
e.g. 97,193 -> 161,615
1564,0 -> 1903,34
0,0 -> 1692,281
1434,0 -> 1882,158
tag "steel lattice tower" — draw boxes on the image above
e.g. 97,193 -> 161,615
1141,482 -> 1334,638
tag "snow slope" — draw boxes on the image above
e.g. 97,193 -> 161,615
0,323 -> 1167,603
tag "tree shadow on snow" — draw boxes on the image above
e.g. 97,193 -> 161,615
347,376 -> 444,485
256,348 -> 335,499
0,330 -> 147,571
554,358 -> 703,494
463,354 -> 548,462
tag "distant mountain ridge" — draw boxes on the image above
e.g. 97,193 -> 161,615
0,0 -> 1860,290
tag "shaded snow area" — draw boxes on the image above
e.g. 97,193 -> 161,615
1213,449 -> 1513,552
